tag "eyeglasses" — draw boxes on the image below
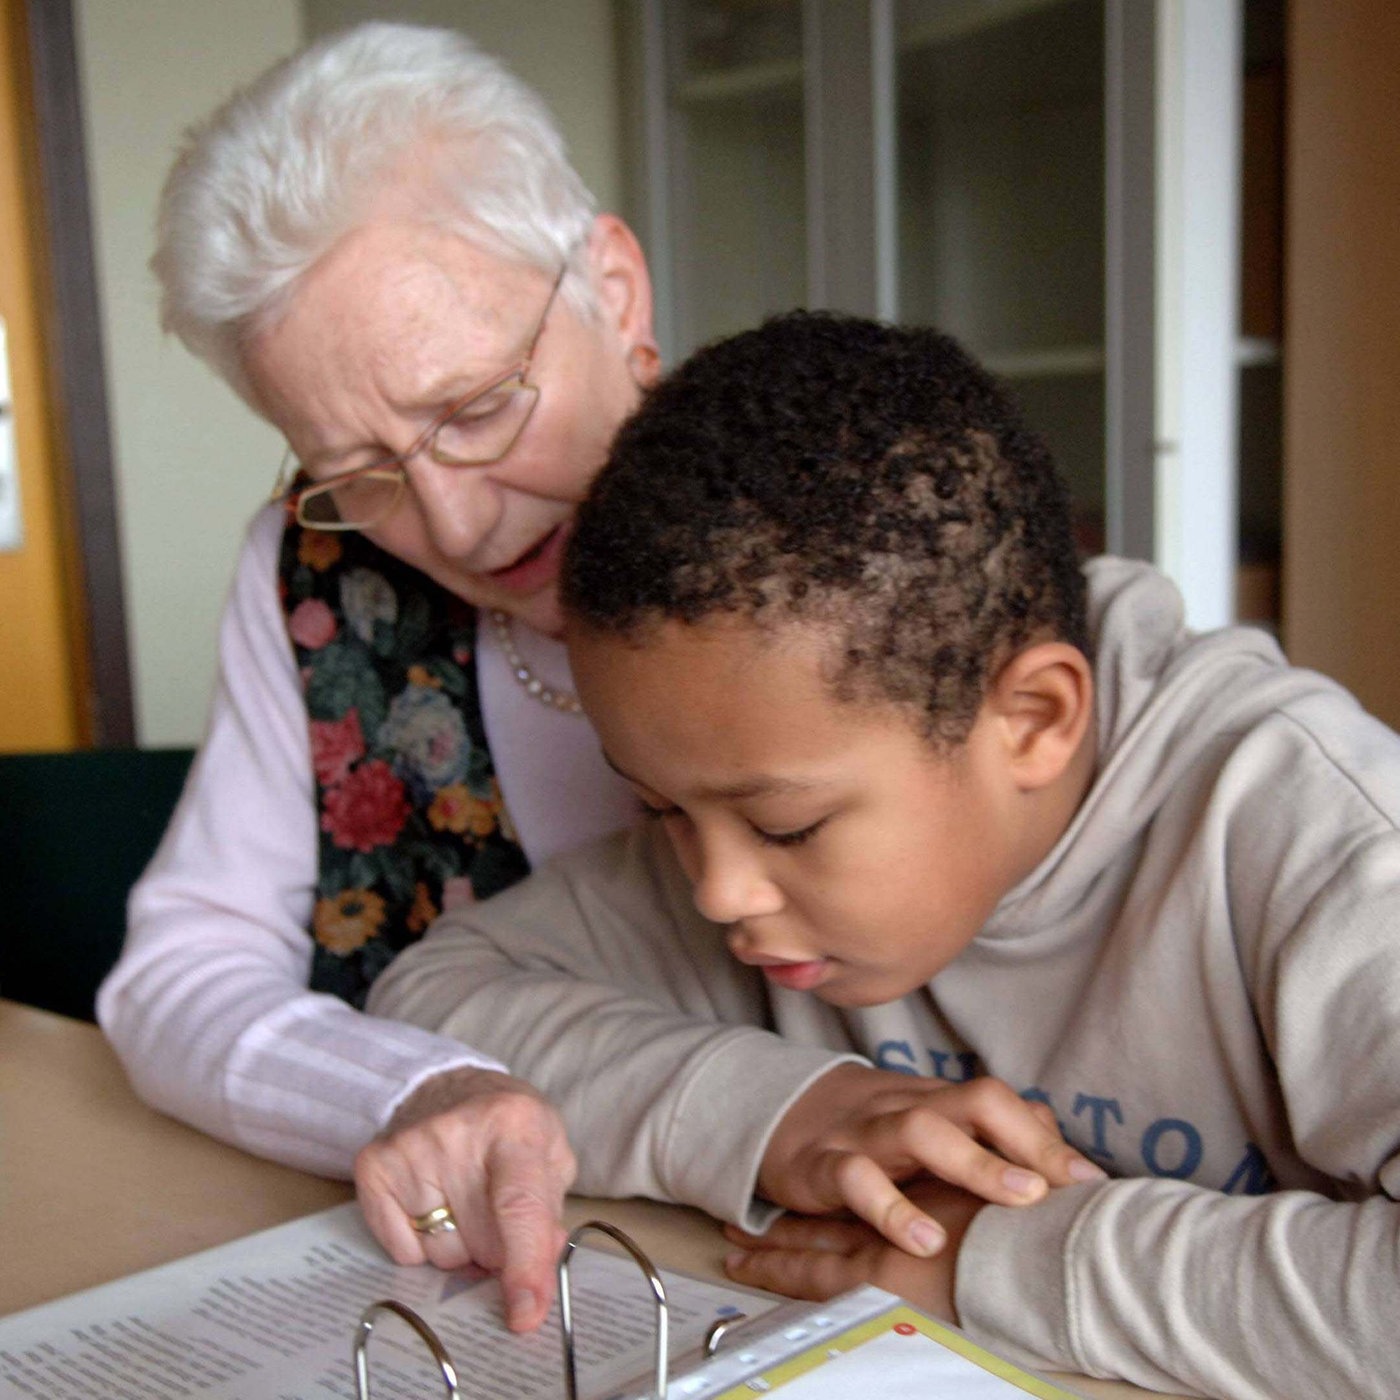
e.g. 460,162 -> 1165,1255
272,264 -> 568,532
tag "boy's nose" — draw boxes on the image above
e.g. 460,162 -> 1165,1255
690,843 -> 784,926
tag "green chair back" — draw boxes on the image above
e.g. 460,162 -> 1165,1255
0,747 -> 194,1021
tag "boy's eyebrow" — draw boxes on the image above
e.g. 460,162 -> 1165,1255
601,751 -> 828,801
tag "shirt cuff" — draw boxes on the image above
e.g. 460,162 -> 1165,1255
658,1037 -> 869,1233
226,999 -> 507,1177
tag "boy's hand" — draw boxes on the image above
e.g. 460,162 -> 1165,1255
354,1067 -> 576,1332
759,1065 -> 1103,1257
724,1179 -> 985,1322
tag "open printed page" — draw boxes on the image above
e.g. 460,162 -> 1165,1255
0,1203 -> 778,1400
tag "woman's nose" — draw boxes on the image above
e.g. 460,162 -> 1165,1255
403,455 -> 498,558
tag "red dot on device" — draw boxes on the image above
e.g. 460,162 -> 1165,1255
894,1322 -> 917,1336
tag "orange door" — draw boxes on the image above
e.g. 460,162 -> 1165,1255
0,0 -> 88,750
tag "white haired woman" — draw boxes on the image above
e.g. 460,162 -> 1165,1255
98,22 -> 654,1333
101,20 -> 1085,1334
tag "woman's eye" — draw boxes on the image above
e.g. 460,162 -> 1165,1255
752,819 -> 826,849
449,395 -> 508,426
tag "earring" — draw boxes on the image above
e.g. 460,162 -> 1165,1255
626,340 -> 662,387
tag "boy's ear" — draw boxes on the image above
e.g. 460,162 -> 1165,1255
587,214 -> 657,377
985,642 -> 1094,791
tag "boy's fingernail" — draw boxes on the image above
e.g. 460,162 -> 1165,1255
507,1289 -> 537,1327
1069,1158 -> 1109,1183
909,1219 -> 946,1256
1003,1167 -> 1045,1197
724,1250 -> 749,1271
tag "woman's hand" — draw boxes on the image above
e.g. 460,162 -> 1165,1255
724,1178 -> 986,1322
353,1067 -> 577,1332
759,1065 -> 1104,1258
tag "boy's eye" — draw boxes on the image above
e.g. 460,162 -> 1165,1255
751,819 -> 827,849
639,800 -> 684,822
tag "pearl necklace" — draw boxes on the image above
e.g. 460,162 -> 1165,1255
488,610 -> 582,715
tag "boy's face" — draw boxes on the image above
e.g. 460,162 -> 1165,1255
570,616 -> 1033,1008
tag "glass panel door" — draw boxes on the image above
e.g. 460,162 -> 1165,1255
895,0 -> 1107,551
667,0 -> 808,355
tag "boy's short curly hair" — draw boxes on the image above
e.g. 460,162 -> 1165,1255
563,311 -> 1087,746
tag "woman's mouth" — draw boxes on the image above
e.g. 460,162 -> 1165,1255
486,523 -> 568,595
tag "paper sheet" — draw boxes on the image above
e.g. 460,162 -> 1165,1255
0,1203 -> 776,1400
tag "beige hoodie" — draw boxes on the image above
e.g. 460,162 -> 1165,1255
371,559 -> 1400,1400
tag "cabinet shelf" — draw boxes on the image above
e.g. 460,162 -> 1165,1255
979,344 -> 1104,378
898,0 -> 1068,53
675,0 -> 1070,108
976,338 -> 1279,379
674,56 -> 803,106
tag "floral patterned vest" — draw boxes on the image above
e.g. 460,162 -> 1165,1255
278,513 -> 530,1007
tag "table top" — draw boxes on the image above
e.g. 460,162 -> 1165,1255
0,999 -> 1179,1398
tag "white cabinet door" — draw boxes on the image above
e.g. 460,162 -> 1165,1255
629,0 -> 1259,628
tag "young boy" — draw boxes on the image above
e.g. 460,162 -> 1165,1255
370,313 -> 1400,1400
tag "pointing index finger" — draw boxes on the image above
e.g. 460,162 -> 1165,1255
489,1143 -> 570,1332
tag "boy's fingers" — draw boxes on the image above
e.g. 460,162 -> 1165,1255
725,1245 -> 853,1303
863,1111 -> 1050,1208
723,1218 -> 869,1255
918,1079 -> 1101,1189
827,1153 -> 947,1256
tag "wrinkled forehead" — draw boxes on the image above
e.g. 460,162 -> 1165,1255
240,220 -> 554,428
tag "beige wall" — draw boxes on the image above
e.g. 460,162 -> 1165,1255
1282,0 -> 1400,729
75,1 -> 302,747
75,1 -> 623,746
302,1 -> 621,212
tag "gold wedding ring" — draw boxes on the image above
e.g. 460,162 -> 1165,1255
410,1204 -> 458,1236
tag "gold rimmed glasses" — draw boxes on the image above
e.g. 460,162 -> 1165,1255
271,263 -> 568,532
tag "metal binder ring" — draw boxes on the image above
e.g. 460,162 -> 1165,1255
354,1299 -> 461,1400
558,1219 -> 669,1400
704,1313 -> 748,1356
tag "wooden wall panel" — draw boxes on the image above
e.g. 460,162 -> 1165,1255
1282,0 -> 1400,728
0,0 -> 86,750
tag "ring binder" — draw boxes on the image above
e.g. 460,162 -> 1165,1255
0,1197 -> 1085,1400
354,1218 -> 674,1400
346,1214 -> 1088,1400
354,1298 -> 462,1400
559,1221 -> 669,1400
702,1313 -> 748,1358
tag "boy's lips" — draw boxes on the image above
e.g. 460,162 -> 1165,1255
753,957 -> 833,992
485,522 -> 568,595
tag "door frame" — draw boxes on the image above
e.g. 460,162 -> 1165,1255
22,0 -> 134,745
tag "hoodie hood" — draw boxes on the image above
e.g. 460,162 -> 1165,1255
986,557 -> 1344,935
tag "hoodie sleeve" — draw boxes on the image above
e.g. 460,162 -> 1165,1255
368,823 -> 863,1230
956,817 -> 1400,1400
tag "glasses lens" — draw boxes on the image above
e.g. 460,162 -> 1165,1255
431,380 -> 540,466
299,472 -> 403,530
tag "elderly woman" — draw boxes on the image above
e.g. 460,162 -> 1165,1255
98,23 -> 651,1331
102,20 -> 1078,1336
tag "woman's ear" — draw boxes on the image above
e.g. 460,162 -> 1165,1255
587,214 -> 659,385
986,642 -> 1094,791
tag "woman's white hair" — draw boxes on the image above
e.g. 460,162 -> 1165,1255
151,22 -> 598,404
